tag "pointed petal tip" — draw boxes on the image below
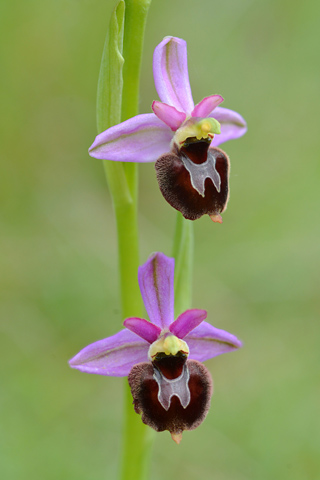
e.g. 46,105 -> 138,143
235,338 -> 243,349
155,36 -> 187,55
68,357 -> 75,367
171,432 -> 183,444
210,214 -> 223,224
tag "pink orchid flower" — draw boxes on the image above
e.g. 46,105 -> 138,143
69,252 -> 242,442
89,36 -> 247,222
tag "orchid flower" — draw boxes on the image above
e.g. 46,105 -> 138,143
69,252 -> 242,443
89,36 -> 247,222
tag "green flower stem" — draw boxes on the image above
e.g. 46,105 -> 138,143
120,3 -> 153,480
172,213 -> 194,316
97,0 -> 141,319
121,0 -> 152,204
96,1 -> 152,479
121,0 -> 152,122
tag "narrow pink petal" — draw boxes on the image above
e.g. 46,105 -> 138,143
124,317 -> 162,344
169,309 -> 207,338
89,113 -> 173,162
209,107 -> 247,147
152,101 -> 186,131
69,329 -> 149,377
138,252 -> 175,329
153,36 -> 194,114
191,95 -> 224,118
185,321 -> 242,362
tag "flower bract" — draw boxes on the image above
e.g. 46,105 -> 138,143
89,36 -> 247,222
69,252 -> 242,442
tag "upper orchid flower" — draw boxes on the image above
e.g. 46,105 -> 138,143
89,36 -> 247,222
69,252 -> 242,443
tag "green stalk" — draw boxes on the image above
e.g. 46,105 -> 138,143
120,3 -> 153,479
172,213 -> 194,317
96,1 -> 152,479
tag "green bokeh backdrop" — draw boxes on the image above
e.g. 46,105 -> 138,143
1,0 -> 319,479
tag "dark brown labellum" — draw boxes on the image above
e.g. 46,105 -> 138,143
155,138 -> 230,220
128,356 -> 213,437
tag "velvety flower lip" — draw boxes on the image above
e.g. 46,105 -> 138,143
69,252 -> 242,377
89,36 -> 246,161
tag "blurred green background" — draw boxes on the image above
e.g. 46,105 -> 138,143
1,0 -> 319,478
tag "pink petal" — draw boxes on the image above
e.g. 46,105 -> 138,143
191,95 -> 224,118
69,329 -> 149,377
89,113 -> 173,162
185,321 -> 242,362
153,36 -> 194,114
124,317 -> 162,344
209,107 -> 247,147
169,309 -> 207,338
152,101 -> 186,131
138,252 -> 175,329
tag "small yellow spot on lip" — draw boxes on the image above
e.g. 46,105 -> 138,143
200,121 -> 212,133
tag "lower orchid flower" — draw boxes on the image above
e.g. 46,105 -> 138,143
69,253 -> 242,443
89,36 -> 247,222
